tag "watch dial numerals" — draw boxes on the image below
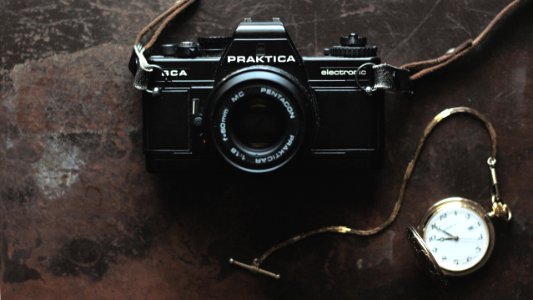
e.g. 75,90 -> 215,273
422,202 -> 493,273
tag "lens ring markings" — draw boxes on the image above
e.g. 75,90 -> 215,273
213,84 -> 303,173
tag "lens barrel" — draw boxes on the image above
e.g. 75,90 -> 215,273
211,67 -> 311,173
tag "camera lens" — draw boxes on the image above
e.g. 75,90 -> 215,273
211,67 -> 316,173
229,96 -> 288,150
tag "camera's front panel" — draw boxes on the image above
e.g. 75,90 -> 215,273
143,86 -> 219,172
144,89 -> 190,151
303,56 -> 384,169
310,88 -> 383,169
142,55 -> 222,172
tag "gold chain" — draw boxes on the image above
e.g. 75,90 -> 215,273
229,107 -> 511,279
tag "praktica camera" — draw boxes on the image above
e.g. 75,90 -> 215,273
131,18 -> 384,173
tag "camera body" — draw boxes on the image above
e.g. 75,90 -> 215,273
136,18 -> 384,173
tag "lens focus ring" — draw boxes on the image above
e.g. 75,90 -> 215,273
211,69 -> 308,173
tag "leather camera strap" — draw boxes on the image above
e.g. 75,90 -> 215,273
403,0 -> 523,81
131,0 -> 523,91
135,0 -> 198,52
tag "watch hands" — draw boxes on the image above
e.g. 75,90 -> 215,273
431,224 -> 459,239
437,237 -> 459,242
436,236 -> 482,242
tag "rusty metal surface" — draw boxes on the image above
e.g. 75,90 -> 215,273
1,0 -> 532,299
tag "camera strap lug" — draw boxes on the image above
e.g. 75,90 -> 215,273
356,63 -> 412,95
132,44 -> 167,92
133,67 -> 150,91
373,64 -> 412,93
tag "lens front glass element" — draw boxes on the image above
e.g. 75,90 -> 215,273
229,96 -> 288,150
212,69 -> 310,173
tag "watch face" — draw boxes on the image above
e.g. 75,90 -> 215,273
421,197 -> 495,276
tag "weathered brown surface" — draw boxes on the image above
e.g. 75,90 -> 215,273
1,0 -> 532,299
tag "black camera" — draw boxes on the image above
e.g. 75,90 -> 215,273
132,18 -> 385,174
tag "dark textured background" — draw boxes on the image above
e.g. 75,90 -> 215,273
1,0 -> 532,299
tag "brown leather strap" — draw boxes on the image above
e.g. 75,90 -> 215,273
132,0 -> 524,85
134,0 -> 197,51
402,0 -> 524,81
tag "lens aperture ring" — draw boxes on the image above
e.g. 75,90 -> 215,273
213,83 -> 303,173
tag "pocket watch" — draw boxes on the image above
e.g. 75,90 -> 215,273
406,107 -> 513,282
407,197 -> 497,278
408,149 -> 512,281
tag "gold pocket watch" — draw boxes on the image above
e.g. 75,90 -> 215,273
408,195 -> 511,280
408,197 -> 496,277
407,108 -> 512,281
